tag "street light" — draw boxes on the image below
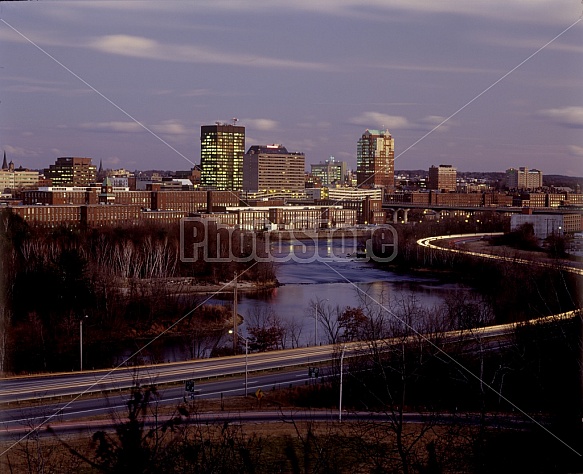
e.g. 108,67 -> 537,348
229,329 -> 248,397
79,314 -> 88,371
314,298 -> 328,346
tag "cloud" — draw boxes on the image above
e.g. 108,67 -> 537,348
376,63 -> 504,75
80,121 -> 143,133
182,89 -> 212,97
3,76 -> 90,97
3,145 -> 42,159
349,112 -> 411,130
538,106 -> 583,128
349,112 -> 456,133
241,118 -> 279,131
89,34 -> 332,71
105,156 -> 122,166
477,35 -> 583,54
417,115 -> 455,133
78,120 -> 190,135
152,120 -> 188,135
195,0 -> 576,25
568,145 -> 583,157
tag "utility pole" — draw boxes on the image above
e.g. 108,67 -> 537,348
339,344 -> 346,422
79,315 -> 88,371
233,272 -> 238,353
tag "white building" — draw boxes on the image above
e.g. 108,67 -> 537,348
505,167 -> 543,190
510,212 -> 581,239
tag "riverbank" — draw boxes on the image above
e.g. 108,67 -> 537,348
113,277 -> 280,296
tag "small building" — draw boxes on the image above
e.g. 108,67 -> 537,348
510,210 -> 581,239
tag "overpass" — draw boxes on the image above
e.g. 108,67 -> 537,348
382,202 -> 580,224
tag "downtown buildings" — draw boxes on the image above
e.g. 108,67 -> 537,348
44,157 -> 97,187
311,157 -> 349,186
356,129 -> 395,192
428,164 -> 457,192
200,122 -> 245,191
505,167 -> 543,190
243,144 -> 305,198
0,153 -> 40,193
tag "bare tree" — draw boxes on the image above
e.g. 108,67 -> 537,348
245,306 -> 286,352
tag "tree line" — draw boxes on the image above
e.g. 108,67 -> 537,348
0,211 -> 275,374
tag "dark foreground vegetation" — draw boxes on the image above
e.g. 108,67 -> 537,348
0,211 -> 275,374
3,314 -> 581,473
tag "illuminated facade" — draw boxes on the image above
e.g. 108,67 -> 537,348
200,123 -> 245,191
311,157 -> 348,186
44,157 -> 97,187
243,144 -> 305,196
428,164 -> 457,192
0,158 -> 39,192
356,129 -> 394,190
505,167 -> 543,190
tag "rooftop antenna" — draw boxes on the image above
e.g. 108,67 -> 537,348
232,117 -> 238,126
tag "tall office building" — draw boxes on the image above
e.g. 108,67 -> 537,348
505,167 -> 543,190
356,129 -> 394,190
428,164 -> 457,192
311,156 -> 348,186
44,157 -> 96,186
243,144 -> 305,195
200,123 -> 245,191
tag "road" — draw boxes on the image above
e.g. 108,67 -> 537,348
0,367 -> 327,435
1,345 -> 340,405
417,233 -> 583,276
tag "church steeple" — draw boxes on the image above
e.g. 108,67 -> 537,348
1,151 -> 7,170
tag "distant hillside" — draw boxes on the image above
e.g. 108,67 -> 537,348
543,175 -> 583,189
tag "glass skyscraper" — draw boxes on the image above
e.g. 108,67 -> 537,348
356,129 -> 394,191
200,123 -> 245,191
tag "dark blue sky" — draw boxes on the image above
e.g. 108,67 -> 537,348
1,1 -> 581,175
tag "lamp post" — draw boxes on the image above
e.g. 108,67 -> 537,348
229,330 -> 248,397
79,314 -> 88,371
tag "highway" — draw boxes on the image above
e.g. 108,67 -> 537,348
0,367 -> 326,433
0,345 -> 339,404
2,307 -> 576,406
417,232 -> 583,276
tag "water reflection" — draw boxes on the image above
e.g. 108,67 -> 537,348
216,240 -> 476,345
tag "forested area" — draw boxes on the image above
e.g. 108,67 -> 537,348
0,211 -> 275,373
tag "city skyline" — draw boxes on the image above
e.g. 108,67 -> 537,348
0,1 -> 582,176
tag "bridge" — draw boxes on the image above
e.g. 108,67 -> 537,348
382,202 -> 579,224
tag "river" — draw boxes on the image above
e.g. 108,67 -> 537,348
114,239 -> 478,364
213,239 -> 476,345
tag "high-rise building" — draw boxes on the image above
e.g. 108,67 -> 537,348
243,144 -> 305,195
505,167 -> 543,190
428,164 -> 457,192
356,129 -> 394,191
311,156 -> 348,186
200,123 -> 245,191
44,157 -> 96,187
